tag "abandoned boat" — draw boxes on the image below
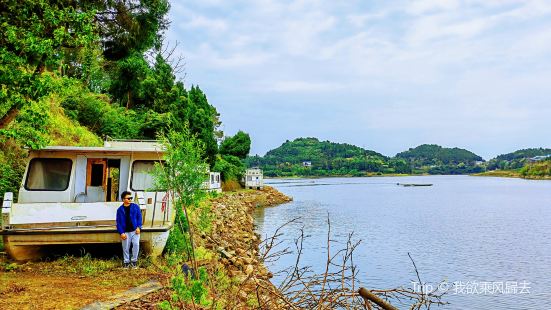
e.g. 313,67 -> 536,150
0,139 -> 176,261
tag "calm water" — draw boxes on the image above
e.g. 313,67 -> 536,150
254,176 -> 551,309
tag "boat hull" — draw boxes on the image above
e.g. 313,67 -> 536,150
1,228 -> 171,261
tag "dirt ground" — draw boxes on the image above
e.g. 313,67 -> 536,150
0,260 -> 168,310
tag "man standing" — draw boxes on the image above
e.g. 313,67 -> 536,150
116,191 -> 142,268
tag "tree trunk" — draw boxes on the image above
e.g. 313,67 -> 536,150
0,106 -> 20,129
126,90 -> 132,110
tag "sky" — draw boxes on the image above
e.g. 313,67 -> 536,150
165,0 -> 551,160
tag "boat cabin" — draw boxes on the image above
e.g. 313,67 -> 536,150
1,139 -> 174,261
245,168 -> 264,190
203,171 -> 222,193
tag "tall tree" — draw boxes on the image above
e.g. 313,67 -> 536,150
0,0 -> 97,129
220,131 -> 251,159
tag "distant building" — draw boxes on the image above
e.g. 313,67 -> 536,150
203,171 -> 221,193
302,161 -> 312,167
245,168 -> 264,190
474,161 -> 484,166
528,155 -> 551,162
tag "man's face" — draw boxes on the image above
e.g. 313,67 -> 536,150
123,195 -> 132,204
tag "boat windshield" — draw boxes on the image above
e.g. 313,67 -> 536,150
131,160 -> 164,191
25,158 -> 72,191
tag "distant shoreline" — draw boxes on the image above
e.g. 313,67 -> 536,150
265,173 -> 431,179
266,172 -> 551,180
472,170 -> 551,180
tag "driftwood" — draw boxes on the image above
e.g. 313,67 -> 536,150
358,287 -> 398,310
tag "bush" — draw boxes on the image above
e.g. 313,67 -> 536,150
213,154 -> 244,182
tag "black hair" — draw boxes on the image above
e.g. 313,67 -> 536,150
121,191 -> 132,200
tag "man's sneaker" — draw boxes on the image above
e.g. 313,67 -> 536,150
131,262 -> 138,269
123,262 -> 130,269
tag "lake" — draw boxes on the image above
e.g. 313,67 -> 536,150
254,175 -> 551,309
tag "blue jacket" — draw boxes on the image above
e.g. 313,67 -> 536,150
116,203 -> 143,234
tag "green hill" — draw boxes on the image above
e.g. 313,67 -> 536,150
247,140 -> 488,177
487,148 -> 551,170
246,137 -> 411,177
395,144 -> 484,174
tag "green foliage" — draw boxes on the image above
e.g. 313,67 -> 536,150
164,209 -> 192,255
0,0 -> 97,126
249,139 -> 487,176
155,128 -> 209,208
220,131 -> 251,159
57,254 -> 118,276
395,144 -> 484,175
487,148 -> 551,170
171,267 -> 211,306
247,137 -> 395,177
396,144 -> 483,165
154,128 -> 209,257
0,1 -> 224,208
520,159 -> 551,178
158,300 -> 173,310
1,262 -> 21,272
95,0 -> 170,61
214,155 -> 245,182
0,99 -> 50,149
176,86 -> 220,167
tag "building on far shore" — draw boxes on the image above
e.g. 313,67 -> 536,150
244,168 -> 264,190
528,155 -> 551,162
302,161 -> 312,167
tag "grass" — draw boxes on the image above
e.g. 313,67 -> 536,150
45,95 -> 102,147
472,170 -> 522,178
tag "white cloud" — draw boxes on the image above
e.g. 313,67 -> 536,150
183,15 -> 228,33
165,0 -> 551,156
265,80 -> 345,93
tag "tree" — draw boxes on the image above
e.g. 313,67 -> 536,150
178,86 -> 220,167
93,0 -> 170,61
0,0 -> 97,129
219,131 -> 251,159
153,127 -> 209,274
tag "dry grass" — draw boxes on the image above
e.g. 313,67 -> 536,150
0,256 -> 168,310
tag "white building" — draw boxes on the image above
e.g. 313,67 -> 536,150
203,171 -> 222,193
245,168 -> 264,190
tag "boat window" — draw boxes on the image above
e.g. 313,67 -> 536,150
131,160 -> 163,191
25,158 -> 72,191
90,164 -> 104,186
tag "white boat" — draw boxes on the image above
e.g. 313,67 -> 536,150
244,168 -> 264,190
1,139 -> 174,261
203,171 -> 222,193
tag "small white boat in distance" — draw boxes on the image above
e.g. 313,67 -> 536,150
1,139 -> 174,261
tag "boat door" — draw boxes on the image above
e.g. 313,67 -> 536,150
86,158 -> 107,202
74,157 -> 128,203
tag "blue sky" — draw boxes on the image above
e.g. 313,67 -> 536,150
165,0 -> 551,159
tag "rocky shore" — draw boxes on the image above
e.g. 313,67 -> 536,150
120,186 -> 293,309
206,186 -> 293,305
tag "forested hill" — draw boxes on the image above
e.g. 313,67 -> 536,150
486,148 -> 551,170
245,138 -> 412,177
396,144 -> 483,165
395,144 -> 484,174
247,140 -> 487,177
265,137 -> 385,163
